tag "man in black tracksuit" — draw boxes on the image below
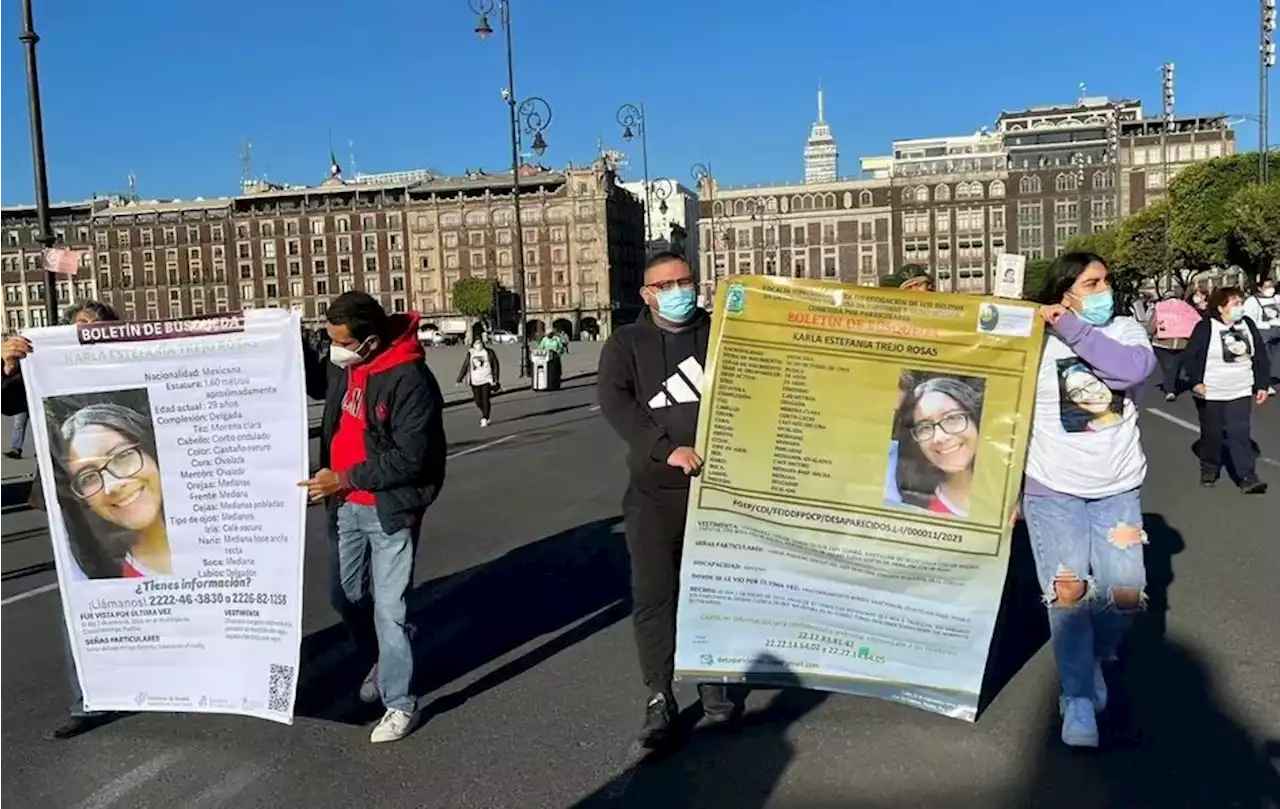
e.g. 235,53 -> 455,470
597,251 -> 733,748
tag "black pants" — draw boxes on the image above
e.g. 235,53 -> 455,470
1153,347 -> 1184,394
1194,396 -> 1256,482
471,384 -> 492,420
623,484 -> 689,693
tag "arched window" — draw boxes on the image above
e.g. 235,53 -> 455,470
967,181 -> 984,199
440,212 -> 462,228
792,195 -> 804,211
934,184 -> 951,202
902,187 -> 915,202
712,201 -> 724,216
859,190 -> 873,207
464,209 -> 489,227
914,186 -> 930,203
802,195 -> 815,211
989,180 -> 1006,198
546,205 -> 570,222
824,193 -> 837,209
1055,173 -> 1077,192
1092,170 -> 1115,190
492,208 -> 513,226
1018,176 -> 1041,194
733,200 -> 747,216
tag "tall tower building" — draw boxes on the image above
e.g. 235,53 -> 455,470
803,85 -> 839,183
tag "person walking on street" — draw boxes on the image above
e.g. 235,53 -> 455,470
299,291 -> 446,744
1024,253 -> 1156,749
457,336 -> 500,426
5,408 -> 27,459
597,251 -> 734,750
2,301 -> 128,739
1242,277 -> 1279,395
1150,292 -> 1202,401
1184,286 -> 1270,494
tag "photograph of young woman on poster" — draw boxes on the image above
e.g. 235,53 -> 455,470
887,373 -> 987,519
44,393 -> 172,580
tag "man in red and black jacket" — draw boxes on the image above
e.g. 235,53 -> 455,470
300,291 -> 446,744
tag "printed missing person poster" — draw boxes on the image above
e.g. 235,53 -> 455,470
673,277 -> 1045,721
21,311 -> 309,724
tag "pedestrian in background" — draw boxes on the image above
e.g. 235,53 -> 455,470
1184,286 -> 1270,494
457,336 -> 500,426
1024,252 -> 1155,749
5,408 -> 27,459
597,251 -> 734,749
299,291 -> 446,744
1,300 -> 128,740
1242,276 -> 1279,395
1150,291 -> 1202,401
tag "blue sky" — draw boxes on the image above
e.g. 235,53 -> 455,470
2,0 -> 1274,204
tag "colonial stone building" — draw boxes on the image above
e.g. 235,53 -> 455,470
406,158 -> 645,339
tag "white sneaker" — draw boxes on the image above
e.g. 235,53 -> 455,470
1060,697 -> 1099,748
369,708 -> 418,744
358,665 -> 379,704
479,417 -> 489,427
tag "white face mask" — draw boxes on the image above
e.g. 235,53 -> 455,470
1262,286 -> 1276,298
329,343 -> 365,369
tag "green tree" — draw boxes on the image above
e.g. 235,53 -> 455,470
1063,227 -> 1120,261
1227,180 -> 1280,288
451,277 -> 497,321
1112,198 -> 1184,293
1021,258 -> 1053,301
1167,153 -> 1263,277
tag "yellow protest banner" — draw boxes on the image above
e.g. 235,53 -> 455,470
675,276 -> 1045,721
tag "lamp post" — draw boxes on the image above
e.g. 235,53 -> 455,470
1161,62 -> 1175,290
18,0 -> 60,327
649,177 -> 673,249
691,163 -> 714,299
469,0 -> 553,378
617,103 -> 654,249
1262,0 -> 1276,183
751,203 -> 781,276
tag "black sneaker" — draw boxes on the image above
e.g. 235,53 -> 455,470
698,683 -> 736,724
48,712 -> 119,740
638,692 -> 678,749
3,449 -> 20,460
1199,471 -> 1219,487
1240,479 -> 1268,495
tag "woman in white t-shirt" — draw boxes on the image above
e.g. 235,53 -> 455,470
1022,252 -> 1156,749
1242,277 -> 1278,394
1184,286 -> 1271,493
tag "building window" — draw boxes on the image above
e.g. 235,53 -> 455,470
1092,170 -> 1115,190
989,180 -> 1006,198
823,252 -> 837,278
859,190 -> 873,207
1018,176 -> 1041,195
1054,198 -> 1080,223
792,257 -> 807,278
934,184 -> 951,202
791,226 -> 806,247
1054,173 -> 1078,193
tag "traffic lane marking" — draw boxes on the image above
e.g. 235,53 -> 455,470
1145,407 -> 1280,468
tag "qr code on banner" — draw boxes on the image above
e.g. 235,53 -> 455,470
267,663 -> 295,713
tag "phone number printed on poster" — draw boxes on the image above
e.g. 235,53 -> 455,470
24,311 -> 309,723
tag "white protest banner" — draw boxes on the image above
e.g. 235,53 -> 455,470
22,310 -> 309,724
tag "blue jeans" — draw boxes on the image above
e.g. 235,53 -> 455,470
331,502 -> 418,713
10,410 -> 28,454
1022,488 -> 1147,700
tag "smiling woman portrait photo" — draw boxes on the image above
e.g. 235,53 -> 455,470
44,392 -> 171,580
887,373 -> 987,519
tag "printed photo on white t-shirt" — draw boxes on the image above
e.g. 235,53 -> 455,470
1056,358 -> 1126,433
1259,302 -> 1279,326
1219,327 -> 1253,363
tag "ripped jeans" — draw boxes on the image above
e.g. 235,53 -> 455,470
1022,488 -> 1147,701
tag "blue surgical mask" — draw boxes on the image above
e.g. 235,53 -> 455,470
655,286 -> 696,323
1076,289 -> 1114,326
1227,307 -> 1245,323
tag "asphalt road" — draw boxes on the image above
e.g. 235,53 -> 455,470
2,377 -> 1279,809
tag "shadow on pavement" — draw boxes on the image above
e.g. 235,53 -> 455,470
294,516 -> 630,723
978,517 -> 1048,716
571,655 -> 826,809
1013,511 -> 1280,808
501,403 -> 598,424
